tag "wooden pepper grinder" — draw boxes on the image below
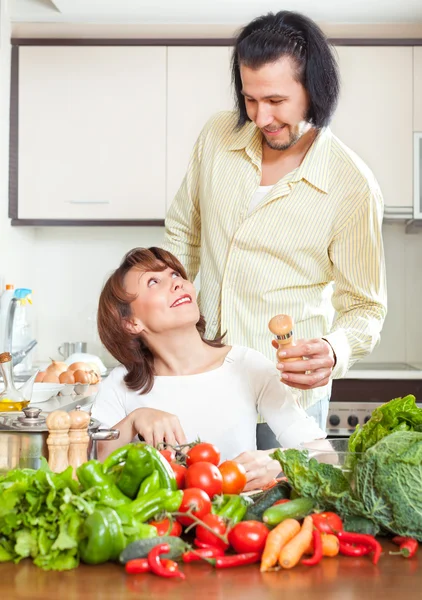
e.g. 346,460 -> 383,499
68,406 -> 91,478
46,410 -> 71,473
268,314 -> 302,363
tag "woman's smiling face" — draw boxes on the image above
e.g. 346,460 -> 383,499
124,264 -> 200,335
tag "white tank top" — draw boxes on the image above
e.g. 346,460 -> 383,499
249,185 -> 274,214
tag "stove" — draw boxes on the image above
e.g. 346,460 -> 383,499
327,370 -> 422,438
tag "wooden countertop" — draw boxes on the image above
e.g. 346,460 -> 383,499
0,539 -> 419,600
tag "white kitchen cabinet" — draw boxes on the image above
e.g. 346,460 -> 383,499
331,47 -> 413,216
166,46 -> 233,208
16,46 -> 167,222
414,47 -> 422,132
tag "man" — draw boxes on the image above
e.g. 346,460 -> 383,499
163,10 -> 387,436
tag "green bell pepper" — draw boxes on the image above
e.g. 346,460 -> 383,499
116,489 -> 183,525
123,522 -> 158,546
214,494 -> 251,524
116,445 -> 154,499
138,469 -> 161,498
102,443 -> 177,493
77,460 -> 131,507
79,508 -> 126,565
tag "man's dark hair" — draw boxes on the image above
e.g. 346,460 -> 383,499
232,11 -> 340,129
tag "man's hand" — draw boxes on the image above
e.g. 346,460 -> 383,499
233,450 -> 281,492
272,338 -> 335,390
131,407 -> 187,448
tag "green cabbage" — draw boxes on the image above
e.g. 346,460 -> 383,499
273,429 -> 422,540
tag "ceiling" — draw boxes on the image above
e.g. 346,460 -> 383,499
11,0 -> 422,24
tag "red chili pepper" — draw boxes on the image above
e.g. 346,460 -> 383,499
337,531 -> 382,565
182,547 -> 225,563
301,529 -> 323,566
125,558 -> 150,574
209,552 -> 261,569
339,541 -> 372,557
194,538 -> 218,550
147,543 -> 185,580
391,536 -> 419,559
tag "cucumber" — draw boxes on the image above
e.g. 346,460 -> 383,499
244,481 -> 291,521
263,497 -> 315,526
119,536 -> 187,564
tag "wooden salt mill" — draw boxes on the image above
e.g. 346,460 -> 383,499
268,314 -> 301,363
46,410 -> 71,473
68,406 -> 91,478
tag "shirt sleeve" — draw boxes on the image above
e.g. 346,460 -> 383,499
246,349 -> 326,447
325,181 -> 387,378
90,367 -> 127,427
162,124 -> 205,282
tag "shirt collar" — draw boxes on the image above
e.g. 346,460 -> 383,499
228,122 -> 332,194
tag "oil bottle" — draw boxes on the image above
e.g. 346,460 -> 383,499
0,352 -> 30,411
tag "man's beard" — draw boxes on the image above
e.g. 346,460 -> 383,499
263,127 -> 301,151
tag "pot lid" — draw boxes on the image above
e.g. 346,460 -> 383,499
0,407 -> 98,432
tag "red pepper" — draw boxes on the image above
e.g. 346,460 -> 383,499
339,542 -> 372,557
125,558 -> 150,574
391,536 -> 419,559
209,552 -> 261,569
147,543 -> 185,580
182,547 -> 225,563
194,538 -> 218,550
337,531 -> 382,565
301,529 -> 323,566
125,558 -> 178,574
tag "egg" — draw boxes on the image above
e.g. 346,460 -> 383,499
73,369 -> 90,384
59,370 -> 75,384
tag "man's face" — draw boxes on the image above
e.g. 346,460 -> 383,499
240,56 -> 310,151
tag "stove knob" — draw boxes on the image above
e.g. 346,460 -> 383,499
364,415 -> 371,424
348,415 -> 359,428
329,414 -> 340,427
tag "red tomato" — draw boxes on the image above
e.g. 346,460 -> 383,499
170,463 -> 187,489
159,449 -> 176,463
273,499 -> 290,506
150,518 -> 182,537
177,488 -> 212,526
185,462 -> 223,498
228,521 -> 269,554
311,512 -> 343,534
218,460 -> 247,494
186,443 -> 221,467
196,513 -> 229,550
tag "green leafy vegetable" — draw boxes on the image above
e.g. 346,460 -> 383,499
348,395 -> 422,456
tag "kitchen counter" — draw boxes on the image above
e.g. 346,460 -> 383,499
31,388 -> 98,414
0,540 -> 419,600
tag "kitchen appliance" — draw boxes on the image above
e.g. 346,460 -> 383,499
327,363 -> 422,438
0,407 -> 119,473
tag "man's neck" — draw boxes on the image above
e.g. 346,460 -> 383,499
261,126 -> 318,164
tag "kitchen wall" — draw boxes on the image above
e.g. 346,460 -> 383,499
0,0 -> 35,289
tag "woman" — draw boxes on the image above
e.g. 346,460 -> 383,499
92,247 -> 326,490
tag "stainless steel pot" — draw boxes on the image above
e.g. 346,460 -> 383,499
0,407 -> 119,473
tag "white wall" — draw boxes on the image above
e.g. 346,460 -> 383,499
0,0 -> 35,289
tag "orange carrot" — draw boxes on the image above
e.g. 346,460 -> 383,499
260,519 -> 301,572
278,515 -> 314,569
304,533 -> 339,557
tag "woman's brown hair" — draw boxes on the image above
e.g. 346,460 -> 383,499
97,247 -> 224,395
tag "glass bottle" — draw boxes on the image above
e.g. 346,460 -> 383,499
0,352 -> 30,411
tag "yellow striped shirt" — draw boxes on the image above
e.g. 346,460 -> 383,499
164,111 -> 387,409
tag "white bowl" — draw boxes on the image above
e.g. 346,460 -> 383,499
30,382 -> 65,404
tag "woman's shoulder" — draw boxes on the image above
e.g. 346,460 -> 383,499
101,364 -> 128,388
228,345 -> 276,373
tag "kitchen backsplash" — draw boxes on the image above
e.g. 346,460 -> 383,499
1,220 -> 418,368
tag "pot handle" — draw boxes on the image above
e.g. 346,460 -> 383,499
90,429 -> 120,441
